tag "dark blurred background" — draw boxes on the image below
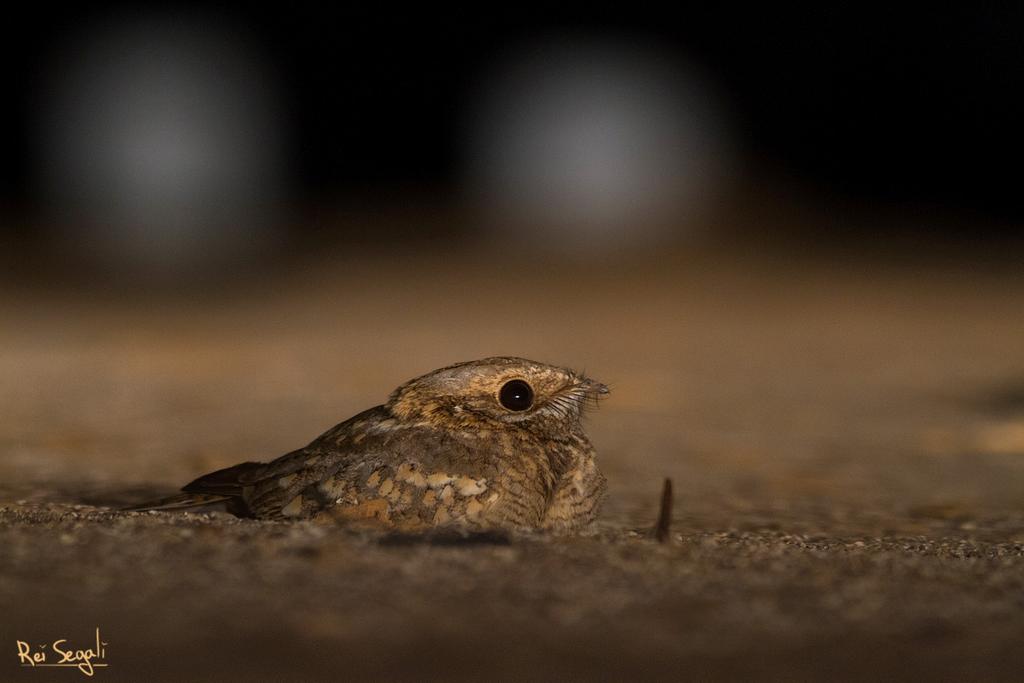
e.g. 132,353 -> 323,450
2,5 -> 1023,283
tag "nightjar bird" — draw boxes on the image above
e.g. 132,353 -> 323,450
131,357 -> 609,532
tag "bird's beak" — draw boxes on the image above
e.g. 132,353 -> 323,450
580,378 -> 610,397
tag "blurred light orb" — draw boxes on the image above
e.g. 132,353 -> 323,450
464,39 -> 733,250
33,14 -> 285,277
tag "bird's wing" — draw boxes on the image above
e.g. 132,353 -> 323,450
133,405 -> 520,525
249,408 -> 512,523
303,418 -> 519,527
240,406 -> 403,518
182,460 -> 267,496
123,407 -> 389,516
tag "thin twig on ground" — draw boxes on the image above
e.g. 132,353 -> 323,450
655,477 -> 673,543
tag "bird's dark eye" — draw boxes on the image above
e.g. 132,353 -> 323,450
498,379 -> 534,411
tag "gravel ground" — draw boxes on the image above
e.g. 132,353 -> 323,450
2,249 -> 1023,681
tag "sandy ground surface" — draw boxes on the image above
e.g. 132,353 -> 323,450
2,248 -> 1024,680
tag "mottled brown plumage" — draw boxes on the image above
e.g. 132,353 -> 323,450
131,357 -> 609,532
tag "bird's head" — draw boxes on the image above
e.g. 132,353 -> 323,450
387,357 -> 609,435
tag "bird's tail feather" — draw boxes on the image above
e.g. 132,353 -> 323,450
122,493 -> 232,512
